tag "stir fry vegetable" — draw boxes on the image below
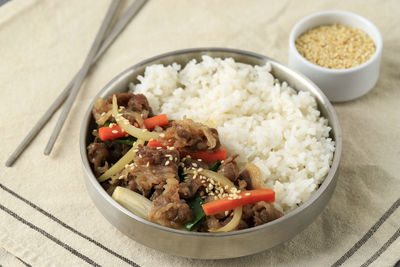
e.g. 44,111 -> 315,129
114,137 -> 137,146
97,139 -> 145,182
143,114 -> 168,130
209,160 -> 221,171
98,125 -> 127,140
202,189 -> 275,216
147,139 -> 166,148
181,149 -> 226,162
112,186 -> 152,219
209,207 -> 243,233
112,95 -> 160,141
184,194 -> 206,231
190,169 -> 234,189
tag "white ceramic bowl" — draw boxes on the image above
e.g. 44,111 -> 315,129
288,10 -> 382,102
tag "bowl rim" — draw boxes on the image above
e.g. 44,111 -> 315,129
80,47 -> 342,237
289,9 -> 383,73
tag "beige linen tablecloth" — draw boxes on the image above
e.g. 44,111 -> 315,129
1,0 -> 399,266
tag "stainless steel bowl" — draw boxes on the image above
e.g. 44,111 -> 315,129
80,48 -> 342,259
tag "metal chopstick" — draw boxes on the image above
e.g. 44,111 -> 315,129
5,0 -> 147,166
43,0 -> 120,155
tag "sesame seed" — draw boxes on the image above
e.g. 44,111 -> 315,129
159,133 -> 165,138
146,162 -> 149,167
112,130 -> 118,134
100,112 -> 105,116
192,163 -> 198,167
295,24 -> 376,69
165,160 -> 170,166
142,129 -> 147,132
245,192 -> 251,196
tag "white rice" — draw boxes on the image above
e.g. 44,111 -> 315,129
130,56 -> 335,212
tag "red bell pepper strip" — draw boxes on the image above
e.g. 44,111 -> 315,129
98,125 -> 127,140
143,114 -> 168,130
201,189 -> 275,216
147,139 -> 167,149
181,149 -> 226,163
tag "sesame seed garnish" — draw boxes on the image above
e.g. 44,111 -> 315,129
146,162 -> 150,167
245,192 -> 251,196
100,112 -> 105,116
142,129 -> 147,132
192,163 -> 198,167
112,130 -> 118,134
165,160 -> 170,166
159,133 -> 165,138
295,24 -> 376,69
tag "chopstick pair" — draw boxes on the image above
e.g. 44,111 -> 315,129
5,0 -> 147,167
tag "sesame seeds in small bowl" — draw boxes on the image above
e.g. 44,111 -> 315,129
288,10 -> 382,102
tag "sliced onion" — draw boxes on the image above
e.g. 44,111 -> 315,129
97,139 -> 144,182
209,206 -> 243,233
195,169 -> 235,189
112,95 -> 159,140
112,186 -> 152,219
